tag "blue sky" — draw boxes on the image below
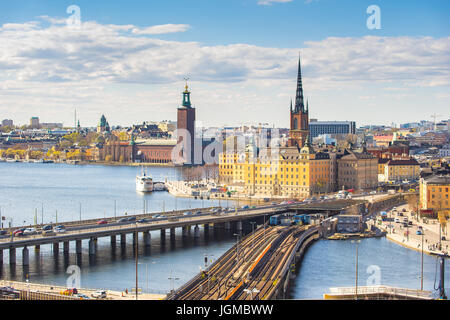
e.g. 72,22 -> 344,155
1,0 -> 449,46
0,0 -> 449,127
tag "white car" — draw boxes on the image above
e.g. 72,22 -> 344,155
23,228 -> 37,235
91,290 -> 107,299
54,228 -> 66,233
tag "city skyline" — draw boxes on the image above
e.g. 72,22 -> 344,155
0,0 -> 449,128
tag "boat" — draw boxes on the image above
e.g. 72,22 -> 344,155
136,168 -> 154,192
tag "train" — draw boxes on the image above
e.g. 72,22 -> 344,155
269,214 -> 311,226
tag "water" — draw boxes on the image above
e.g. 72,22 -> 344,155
290,237 -> 450,299
0,162 -> 448,298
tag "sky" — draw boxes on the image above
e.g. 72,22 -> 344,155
0,0 -> 449,128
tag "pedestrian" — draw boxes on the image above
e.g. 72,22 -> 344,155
125,288 -> 128,295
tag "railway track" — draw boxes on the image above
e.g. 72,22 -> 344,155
169,225 -> 310,300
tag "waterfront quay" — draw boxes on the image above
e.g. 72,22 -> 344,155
371,203 -> 449,257
167,225 -> 319,300
0,279 -> 165,300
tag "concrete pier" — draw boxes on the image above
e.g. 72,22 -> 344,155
88,239 -> 96,256
53,242 -> 59,255
111,235 -> 116,245
225,221 -> 231,230
22,247 -> 29,267
76,240 -> 82,254
170,228 -> 176,238
161,229 -> 166,239
133,232 -> 137,245
182,226 -> 188,237
63,242 -> 69,254
0,250 -> 2,265
35,245 -> 40,251
120,234 -> 126,245
143,232 -> 151,246
204,224 -> 210,232
9,247 -> 16,265
236,220 -> 243,232
194,225 -> 200,238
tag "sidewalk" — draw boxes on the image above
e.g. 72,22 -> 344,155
0,279 -> 166,300
372,203 -> 449,257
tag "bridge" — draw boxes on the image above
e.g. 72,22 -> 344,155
0,192 -> 408,268
166,224 -> 319,300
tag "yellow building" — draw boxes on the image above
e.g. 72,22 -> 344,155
219,141 -> 332,199
383,159 -> 420,183
420,176 -> 450,216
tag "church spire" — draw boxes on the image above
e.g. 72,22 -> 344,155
294,53 -> 305,114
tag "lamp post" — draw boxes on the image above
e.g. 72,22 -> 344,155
421,231 -> 424,291
168,270 -> 180,293
351,239 -> 361,300
234,233 -> 240,265
135,222 -> 138,300
250,222 -> 256,250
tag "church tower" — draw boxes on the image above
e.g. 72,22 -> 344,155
288,54 -> 309,148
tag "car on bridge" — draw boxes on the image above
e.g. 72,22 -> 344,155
54,227 -> 66,233
137,218 -> 149,223
194,211 -> 202,215
183,211 -> 193,216
241,205 -> 250,210
23,228 -> 37,235
42,225 -> 53,231
127,217 -> 136,222
97,220 -> 108,225
13,228 -> 25,236
91,290 -> 107,299
0,230 -> 6,236
118,218 -> 129,223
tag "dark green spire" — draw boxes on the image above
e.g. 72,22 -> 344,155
294,53 -> 305,114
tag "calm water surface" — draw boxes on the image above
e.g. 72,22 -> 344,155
0,162 -> 448,298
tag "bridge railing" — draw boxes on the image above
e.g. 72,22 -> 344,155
327,286 -> 432,299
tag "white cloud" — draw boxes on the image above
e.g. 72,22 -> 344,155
257,0 -> 293,5
0,16 -> 449,127
132,24 -> 190,35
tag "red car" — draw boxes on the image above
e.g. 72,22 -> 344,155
97,220 -> 108,225
13,229 -> 25,236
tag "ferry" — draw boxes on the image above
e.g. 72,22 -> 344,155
136,168 -> 154,192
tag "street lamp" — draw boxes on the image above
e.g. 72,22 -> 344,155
351,239 -> 361,300
234,233 -> 240,265
168,270 -> 180,293
250,222 -> 256,250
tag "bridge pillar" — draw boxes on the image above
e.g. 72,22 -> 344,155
170,228 -> 176,238
236,220 -> 243,232
35,245 -> 40,251
203,224 -> 210,232
111,235 -> 116,246
225,221 -> 231,230
76,239 -> 82,254
133,232 -> 137,245
143,231 -> 151,247
63,241 -> 70,254
53,242 -> 59,255
89,238 -> 96,256
160,229 -> 166,239
9,247 -> 16,265
22,246 -> 29,267
182,226 -> 188,237
120,234 -> 126,245
194,225 -> 200,238
0,250 -> 2,265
